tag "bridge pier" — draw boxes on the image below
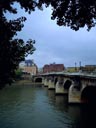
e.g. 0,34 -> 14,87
44,78 -> 49,87
55,77 -> 68,95
42,78 -> 45,85
48,80 -> 55,90
68,84 -> 81,104
55,77 -> 72,95
55,81 -> 65,95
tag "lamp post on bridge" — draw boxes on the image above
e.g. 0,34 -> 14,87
75,62 -> 77,71
79,61 -> 81,71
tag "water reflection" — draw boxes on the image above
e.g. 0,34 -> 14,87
55,95 -> 68,112
47,89 -> 96,128
0,85 -> 96,128
80,104 -> 96,128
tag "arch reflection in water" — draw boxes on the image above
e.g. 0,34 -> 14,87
47,89 -> 96,128
80,104 -> 96,128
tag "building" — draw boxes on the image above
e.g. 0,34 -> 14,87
81,65 -> 96,72
43,63 -> 65,73
19,59 -> 38,75
66,67 -> 80,72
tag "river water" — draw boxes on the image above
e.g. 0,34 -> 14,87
0,84 -> 96,128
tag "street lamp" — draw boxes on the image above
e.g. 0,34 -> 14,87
79,61 -> 81,70
75,62 -> 77,71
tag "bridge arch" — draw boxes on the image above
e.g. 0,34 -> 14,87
81,86 -> 96,103
35,77 -> 42,83
54,77 -> 58,86
64,79 -> 72,90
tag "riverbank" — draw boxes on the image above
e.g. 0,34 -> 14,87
12,79 -> 43,87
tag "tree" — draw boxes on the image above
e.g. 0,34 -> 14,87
0,0 -> 37,88
38,0 -> 96,31
15,68 -> 23,80
0,18 -> 35,88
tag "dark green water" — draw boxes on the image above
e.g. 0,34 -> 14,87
0,84 -> 96,128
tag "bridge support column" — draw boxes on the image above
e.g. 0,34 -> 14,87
55,80 -> 65,95
42,78 -> 45,85
68,84 -> 81,104
48,80 -> 55,90
44,79 -> 49,87
63,89 -> 69,94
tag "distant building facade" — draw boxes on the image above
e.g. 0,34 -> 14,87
43,63 -> 65,73
19,59 -> 38,75
81,65 -> 96,72
66,65 -> 96,73
66,67 -> 80,72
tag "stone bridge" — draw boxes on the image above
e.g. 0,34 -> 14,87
32,72 -> 96,104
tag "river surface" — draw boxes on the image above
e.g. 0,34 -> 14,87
0,84 -> 96,128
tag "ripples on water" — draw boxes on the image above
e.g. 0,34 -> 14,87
0,84 -> 96,128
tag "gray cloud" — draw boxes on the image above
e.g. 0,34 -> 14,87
6,3 -> 96,68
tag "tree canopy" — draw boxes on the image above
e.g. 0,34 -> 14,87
0,0 -> 96,88
38,0 -> 96,31
0,0 -> 36,88
1,0 -> 96,30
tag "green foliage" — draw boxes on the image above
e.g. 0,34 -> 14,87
38,0 -> 96,30
1,0 -> 96,31
0,0 -> 36,88
15,69 -> 22,80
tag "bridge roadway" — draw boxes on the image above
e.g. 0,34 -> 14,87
32,71 -> 96,104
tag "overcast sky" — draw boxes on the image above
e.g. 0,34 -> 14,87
6,3 -> 96,68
